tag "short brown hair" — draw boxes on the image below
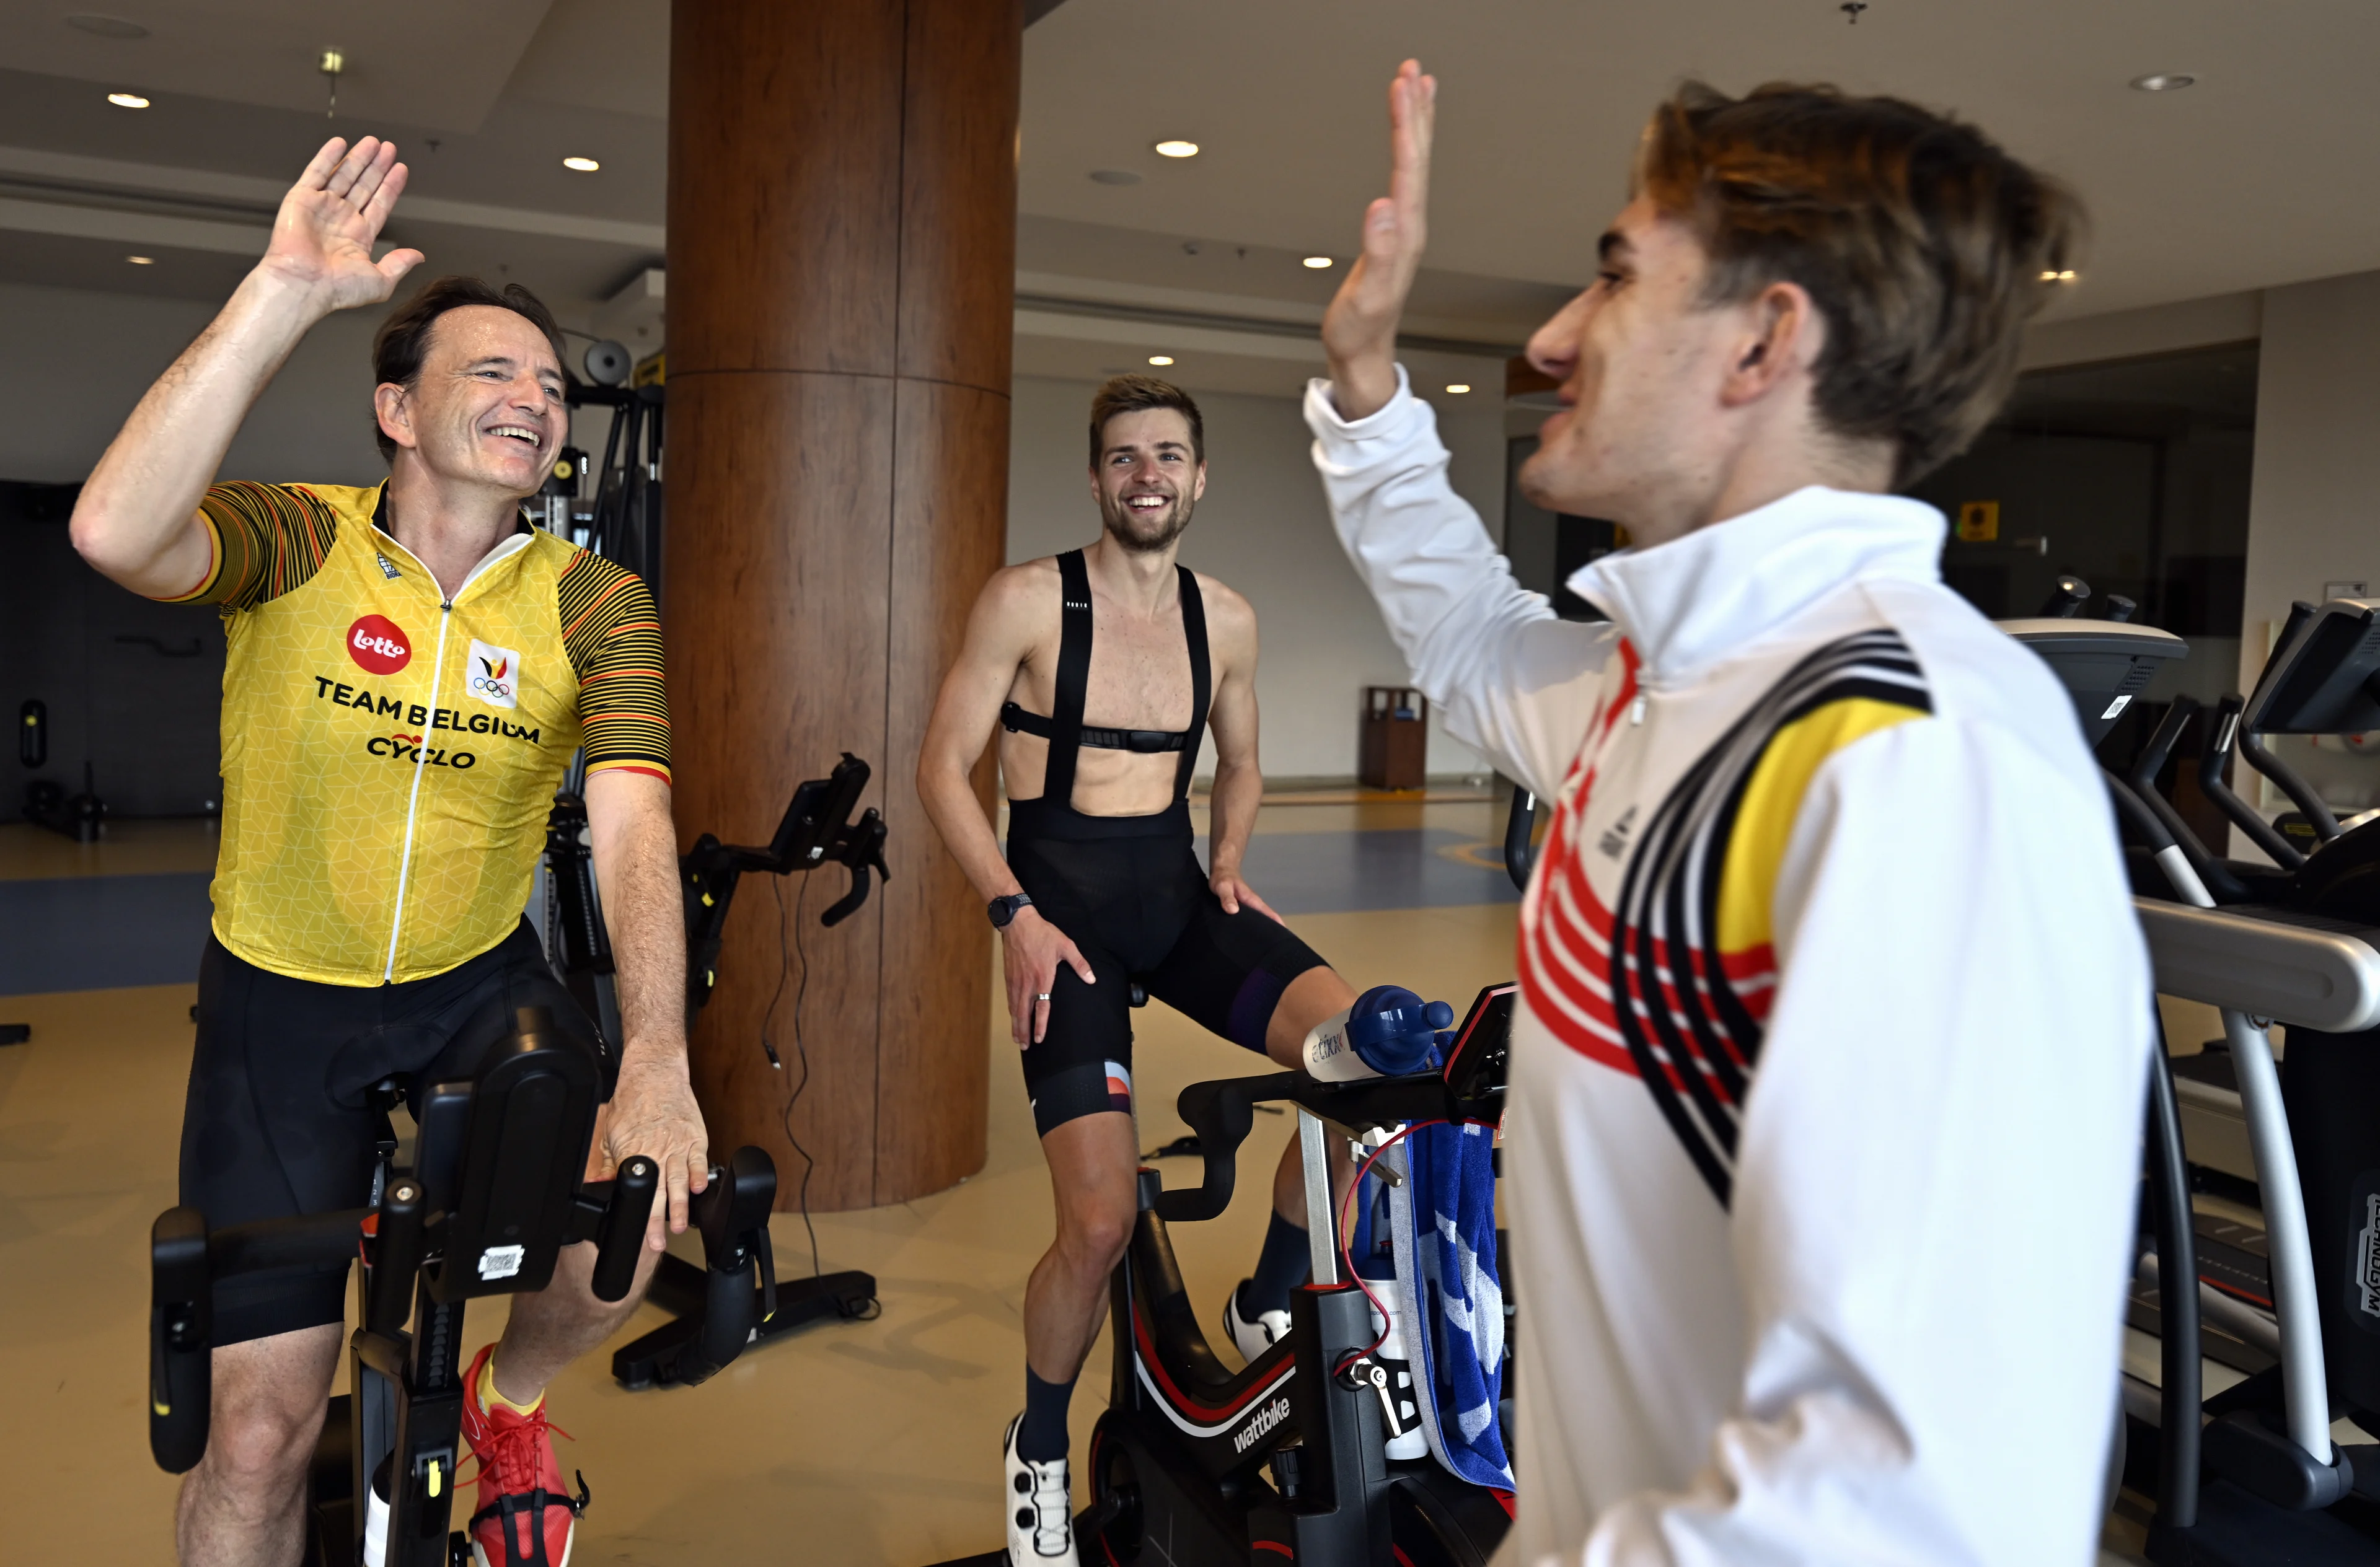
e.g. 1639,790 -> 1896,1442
370,276 -> 568,462
1635,82 -> 2081,486
1089,375 -> 1204,468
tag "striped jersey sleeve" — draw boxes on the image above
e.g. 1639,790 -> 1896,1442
558,550 -> 671,784
165,481 -> 340,608
1522,630 -> 1931,1210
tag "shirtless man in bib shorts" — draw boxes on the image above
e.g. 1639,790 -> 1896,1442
920,376 -> 1403,1567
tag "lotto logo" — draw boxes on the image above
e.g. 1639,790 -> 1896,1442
346,615 -> 412,675
466,638 -> 520,710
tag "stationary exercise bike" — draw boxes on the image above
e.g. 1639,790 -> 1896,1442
928,983 -> 1520,1567
540,751 -> 891,1386
1079,982 -> 1518,1566
146,1005 -> 781,1566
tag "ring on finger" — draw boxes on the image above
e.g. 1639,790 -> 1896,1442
1037,992 -> 1051,1002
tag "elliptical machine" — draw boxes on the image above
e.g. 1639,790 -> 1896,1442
2011,585 -> 2380,1561
146,1005 -> 780,1566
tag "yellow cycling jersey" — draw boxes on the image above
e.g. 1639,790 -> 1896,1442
168,481 -> 671,986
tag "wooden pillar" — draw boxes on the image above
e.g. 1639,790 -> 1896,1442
664,0 -> 1018,1209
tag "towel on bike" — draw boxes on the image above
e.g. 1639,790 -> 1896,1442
1385,1119 -> 1513,1490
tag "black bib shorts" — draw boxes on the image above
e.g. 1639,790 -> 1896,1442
178,918 -> 598,1345
1002,551 -> 1326,1136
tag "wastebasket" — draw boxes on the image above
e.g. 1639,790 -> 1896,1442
1359,686 -> 1428,791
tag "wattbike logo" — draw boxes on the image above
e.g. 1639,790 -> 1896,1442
346,615 -> 412,675
1232,1395 -> 1291,1454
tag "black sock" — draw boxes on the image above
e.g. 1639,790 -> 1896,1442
1242,1210 -> 1311,1317
1018,1366 -> 1075,1463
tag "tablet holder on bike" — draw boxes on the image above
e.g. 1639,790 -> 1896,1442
680,751 -> 892,1017
146,1006 -> 777,1566
540,752 -> 891,1050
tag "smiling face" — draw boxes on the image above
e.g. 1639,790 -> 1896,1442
1517,197 -> 1764,545
372,304 -> 567,499
1091,408 -> 1206,553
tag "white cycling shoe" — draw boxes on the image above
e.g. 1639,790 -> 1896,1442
1003,1413 -> 1078,1566
1221,1279 -> 1294,1364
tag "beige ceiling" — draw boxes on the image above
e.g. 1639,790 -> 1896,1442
3,0 -> 2376,351
1021,0 -> 2380,319
0,0 -> 553,133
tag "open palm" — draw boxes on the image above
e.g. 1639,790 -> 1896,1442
263,136 -> 424,310
1320,61 -> 1435,418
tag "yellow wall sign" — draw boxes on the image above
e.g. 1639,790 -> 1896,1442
1955,501 -> 2001,543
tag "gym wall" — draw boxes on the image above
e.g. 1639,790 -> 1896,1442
0,279 -> 627,821
0,279 -> 387,819
0,280 -> 384,485
2233,270 -> 2380,816
1005,374 -> 1507,786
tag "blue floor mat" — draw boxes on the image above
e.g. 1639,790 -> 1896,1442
0,872 -> 213,996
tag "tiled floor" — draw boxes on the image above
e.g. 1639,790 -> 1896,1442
0,798 -> 1523,1563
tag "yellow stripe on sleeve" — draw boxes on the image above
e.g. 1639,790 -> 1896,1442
1714,696 -> 1929,957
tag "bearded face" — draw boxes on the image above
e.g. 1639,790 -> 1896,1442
1091,408 -> 1205,554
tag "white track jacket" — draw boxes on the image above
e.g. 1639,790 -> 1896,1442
1307,372 -> 2151,1566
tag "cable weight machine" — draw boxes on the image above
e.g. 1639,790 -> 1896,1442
534,336 -> 664,595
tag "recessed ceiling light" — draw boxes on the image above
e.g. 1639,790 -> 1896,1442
2040,268 -> 2078,283
2130,72 -> 2195,92
1148,355 -> 1175,366
1302,256 -> 1334,270
126,255 -> 154,265
562,156 -> 601,172
107,91 -> 149,108
1153,140 -> 1199,159
1444,384 -> 1471,395
1088,169 -> 1142,185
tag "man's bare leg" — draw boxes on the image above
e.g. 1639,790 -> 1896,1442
1265,963 -> 1361,1219
176,1323 -> 343,1567
485,1237 -> 666,1407
1026,1111 -> 1142,1389
1221,967 -> 1367,1348
480,1102 -> 672,1409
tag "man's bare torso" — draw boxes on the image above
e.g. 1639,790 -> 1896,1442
997,553 -> 1253,818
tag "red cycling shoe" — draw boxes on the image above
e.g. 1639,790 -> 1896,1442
458,1343 -> 589,1567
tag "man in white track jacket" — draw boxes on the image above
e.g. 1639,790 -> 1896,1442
1309,64 -> 2152,1565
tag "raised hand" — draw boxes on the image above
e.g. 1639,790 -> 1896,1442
1321,60 -> 1436,421
259,136 -> 425,313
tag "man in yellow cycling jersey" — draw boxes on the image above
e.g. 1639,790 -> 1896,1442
71,135 -> 707,1567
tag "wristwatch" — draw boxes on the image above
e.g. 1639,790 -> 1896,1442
987,892 -> 1034,929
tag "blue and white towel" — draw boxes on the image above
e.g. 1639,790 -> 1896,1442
1386,1119 -> 1512,1490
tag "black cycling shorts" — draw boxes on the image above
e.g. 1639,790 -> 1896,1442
178,919 -> 597,1345
1007,816 -> 1326,1137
